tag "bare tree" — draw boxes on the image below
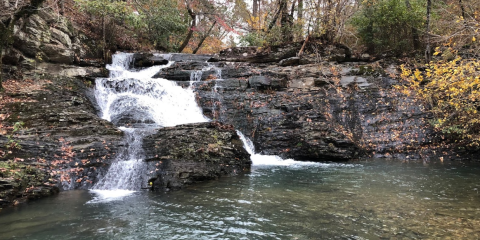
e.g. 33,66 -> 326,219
425,0 -> 432,62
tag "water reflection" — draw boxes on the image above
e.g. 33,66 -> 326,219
1,159 -> 480,239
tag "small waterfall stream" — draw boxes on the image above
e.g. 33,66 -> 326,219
236,131 -> 320,167
90,53 -> 209,201
90,52 -> 312,202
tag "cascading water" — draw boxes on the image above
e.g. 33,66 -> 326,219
90,52 -> 209,202
189,62 -> 222,86
236,130 -> 321,167
90,52 -> 316,202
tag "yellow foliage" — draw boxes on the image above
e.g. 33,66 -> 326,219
400,56 -> 480,147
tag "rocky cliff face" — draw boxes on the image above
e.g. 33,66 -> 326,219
149,46 -> 450,161
0,7 -> 120,208
0,75 -> 124,209
2,7 -> 105,80
142,122 -> 251,190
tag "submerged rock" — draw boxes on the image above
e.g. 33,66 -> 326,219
143,122 -> 251,190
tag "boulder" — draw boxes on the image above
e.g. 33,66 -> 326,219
211,45 -> 299,63
40,44 -> 74,64
279,57 -> 300,66
169,53 -> 212,62
50,27 -> 72,48
143,122 -> 251,190
132,53 -> 169,68
248,76 -> 271,89
1,48 -> 24,65
153,61 -> 219,81
6,8 -> 98,68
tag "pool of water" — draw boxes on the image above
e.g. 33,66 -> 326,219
1,159 -> 480,239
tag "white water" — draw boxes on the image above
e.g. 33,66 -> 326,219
189,62 -> 222,86
96,53 -> 208,127
90,52 -> 320,203
236,130 -> 324,167
90,52 -> 209,202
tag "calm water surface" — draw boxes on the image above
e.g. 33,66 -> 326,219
1,159 -> 480,239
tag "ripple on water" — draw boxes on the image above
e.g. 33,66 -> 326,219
87,190 -> 137,204
1,160 -> 480,239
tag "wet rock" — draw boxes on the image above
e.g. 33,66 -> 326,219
132,53 -> 169,68
248,76 -> 271,89
169,53 -> 213,62
0,165 -> 59,210
279,57 -> 300,66
143,122 -> 251,190
0,76 -> 124,196
152,61 -> 218,81
6,8 -> 102,69
190,57 -> 448,160
248,75 -> 286,90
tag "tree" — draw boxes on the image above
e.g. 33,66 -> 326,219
425,0 -> 432,61
133,0 -> 188,51
1,0 -> 47,91
177,0 -> 196,53
74,0 -> 133,60
351,0 -> 425,55
177,0 -> 234,53
192,20 -> 216,54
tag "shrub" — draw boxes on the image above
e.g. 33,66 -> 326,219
399,54 -> 480,148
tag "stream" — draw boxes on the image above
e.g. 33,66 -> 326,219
1,160 -> 480,239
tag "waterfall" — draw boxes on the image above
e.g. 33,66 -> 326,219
236,130 -> 320,167
90,53 -> 209,202
189,62 -> 221,86
89,52 -> 318,203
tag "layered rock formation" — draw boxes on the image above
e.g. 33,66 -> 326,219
143,122 -> 251,190
0,76 -> 123,197
149,46 -> 451,161
3,8 -> 99,67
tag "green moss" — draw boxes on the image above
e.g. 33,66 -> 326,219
0,161 -> 47,188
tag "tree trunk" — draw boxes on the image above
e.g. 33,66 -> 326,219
363,0 -> 375,53
405,0 -> 420,50
298,0 -> 303,20
0,43 -> 3,91
425,0 -> 432,62
459,0 -> 466,25
252,0 -> 258,30
280,0 -> 293,41
59,0 -> 64,15
280,0 -> 288,27
102,15 -> 106,62
0,21 -> 7,91
178,6 -> 196,53
193,21 -> 216,54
